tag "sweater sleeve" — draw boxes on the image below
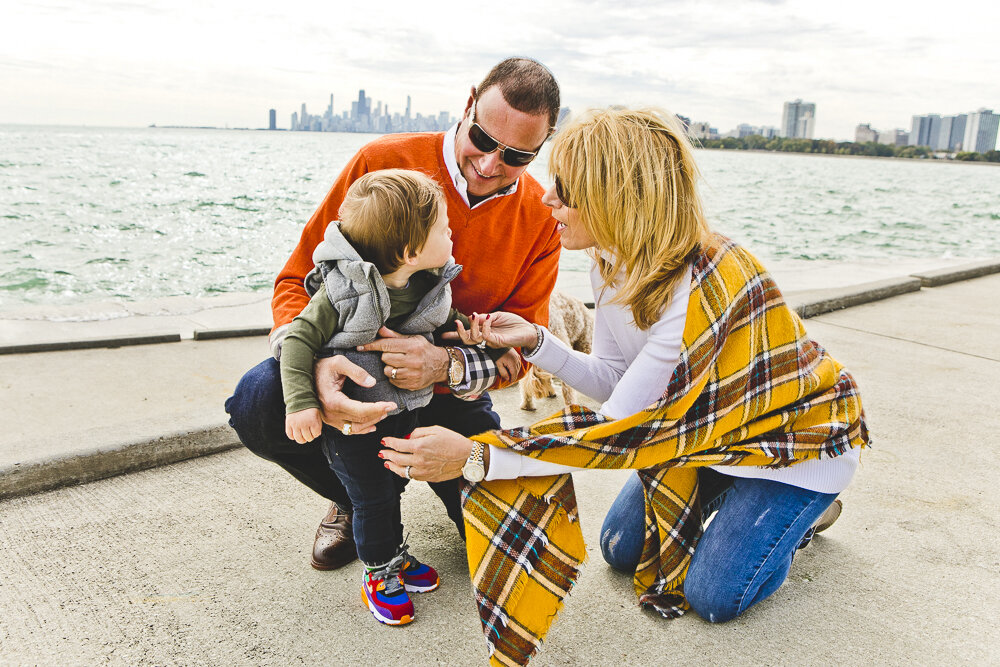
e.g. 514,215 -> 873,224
280,285 -> 341,414
271,151 -> 372,335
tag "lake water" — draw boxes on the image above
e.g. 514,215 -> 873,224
2,125 -> 998,319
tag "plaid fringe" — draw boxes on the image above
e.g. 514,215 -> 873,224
462,234 -> 870,665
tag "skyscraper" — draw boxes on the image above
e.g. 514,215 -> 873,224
963,109 -> 999,153
269,109 -> 276,131
781,100 -> 815,139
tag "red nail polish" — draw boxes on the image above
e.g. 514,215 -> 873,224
378,451 -> 384,459
383,462 -> 390,469
486,313 -> 491,319
403,433 -> 411,439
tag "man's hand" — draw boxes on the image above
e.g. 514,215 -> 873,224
314,355 -> 396,435
358,327 -> 449,391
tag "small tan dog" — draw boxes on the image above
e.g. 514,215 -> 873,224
520,289 -> 594,410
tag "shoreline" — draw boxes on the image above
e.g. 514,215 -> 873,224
696,145 -> 1000,166
1,257 -> 995,352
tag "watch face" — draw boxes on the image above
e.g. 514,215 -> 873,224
462,462 -> 485,483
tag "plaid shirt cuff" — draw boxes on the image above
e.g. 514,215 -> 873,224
451,346 -> 497,400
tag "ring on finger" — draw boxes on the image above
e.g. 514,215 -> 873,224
342,422 -> 352,436
390,366 -> 398,380
404,465 -> 412,480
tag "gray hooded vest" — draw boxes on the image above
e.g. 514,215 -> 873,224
302,222 -> 462,414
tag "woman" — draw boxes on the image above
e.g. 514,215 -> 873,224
380,107 -> 868,666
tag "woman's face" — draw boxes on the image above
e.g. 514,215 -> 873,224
542,181 -> 597,251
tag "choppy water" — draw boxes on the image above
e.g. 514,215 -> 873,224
2,125 -> 998,317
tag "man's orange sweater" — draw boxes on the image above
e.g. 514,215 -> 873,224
272,131 -> 562,389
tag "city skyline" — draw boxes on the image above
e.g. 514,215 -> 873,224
3,0 -> 999,143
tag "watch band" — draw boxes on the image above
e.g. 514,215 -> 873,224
445,346 -> 464,387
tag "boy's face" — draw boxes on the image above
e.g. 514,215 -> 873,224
412,202 -> 453,270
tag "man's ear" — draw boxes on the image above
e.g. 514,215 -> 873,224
462,86 -> 476,119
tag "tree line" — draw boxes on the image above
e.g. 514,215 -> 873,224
697,135 -> 1000,163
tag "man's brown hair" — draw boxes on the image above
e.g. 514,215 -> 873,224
338,169 -> 444,275
477,57 -> 561,129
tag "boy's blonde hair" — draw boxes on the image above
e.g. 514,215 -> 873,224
549,107 -> 710,330
338,169 -> 445,274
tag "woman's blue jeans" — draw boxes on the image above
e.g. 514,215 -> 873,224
599,468 -> 837,623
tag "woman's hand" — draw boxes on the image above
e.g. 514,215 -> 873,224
453,311 -> 537,349
380,425 -> 477,482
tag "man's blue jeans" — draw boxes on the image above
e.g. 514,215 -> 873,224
599,468 -> 838,623
224,357 -> 502,535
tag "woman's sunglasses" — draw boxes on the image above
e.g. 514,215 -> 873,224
555,175 -> 575,208
467,101 -> 542,167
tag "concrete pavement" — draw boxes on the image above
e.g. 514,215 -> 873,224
1,266 -> 1000,665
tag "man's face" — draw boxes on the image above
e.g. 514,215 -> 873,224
454,86 -> 551,199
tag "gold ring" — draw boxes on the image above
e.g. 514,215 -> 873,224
342,422 -> 352,436
390,367 -> 398,380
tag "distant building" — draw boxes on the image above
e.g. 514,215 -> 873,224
556,107 -> 571,128
855,123 -> 878,143
909,114 -> 940,147
687,121 -> 717,141
878,129 -> 909,146
279,88 -> 482,135
963,108 -> 999,153
269,109 -> 276,131
736,123 -> 779,139
781,100 -> 815,139
947,114 -> 967,151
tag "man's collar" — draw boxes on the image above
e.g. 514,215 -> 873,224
443,123 -> 518,209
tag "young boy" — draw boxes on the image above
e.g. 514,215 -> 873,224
279,169 -> 508,626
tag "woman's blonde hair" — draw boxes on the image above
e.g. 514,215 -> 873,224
339,169 -> 444,275
549,107 -> 710,329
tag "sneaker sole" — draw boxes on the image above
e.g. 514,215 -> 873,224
362,590 -> 413,626
403,577 -> 440,593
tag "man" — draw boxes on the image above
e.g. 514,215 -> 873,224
226,57 -> 562,570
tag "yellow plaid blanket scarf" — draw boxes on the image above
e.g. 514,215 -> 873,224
461,234 -> 869,666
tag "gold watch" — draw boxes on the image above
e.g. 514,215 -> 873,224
462,441 -> 486,482
445,347 -> 465,387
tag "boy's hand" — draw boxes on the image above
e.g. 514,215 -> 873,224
286,408 -> 324,444
495,348 -> 523,383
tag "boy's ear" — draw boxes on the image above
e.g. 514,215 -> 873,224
403,246 -> 419,266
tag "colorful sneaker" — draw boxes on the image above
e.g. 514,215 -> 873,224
400,549 -> 440,593
362,556 -> 413,626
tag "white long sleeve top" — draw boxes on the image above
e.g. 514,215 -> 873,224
486,263 -> 859,493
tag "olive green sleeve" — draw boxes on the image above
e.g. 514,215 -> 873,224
280,284 -> 341,414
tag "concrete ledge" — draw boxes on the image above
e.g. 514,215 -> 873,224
789,276 -> 922,318
0,424 -> 240,500
0,333 -> 182,356
910,259 -> 1000,287
193,327 -> 270,340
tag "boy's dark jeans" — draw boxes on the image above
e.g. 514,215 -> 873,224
322,411 -> 418,565
225,357 -> 502,538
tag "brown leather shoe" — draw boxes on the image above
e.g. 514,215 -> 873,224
310,502 -> 357,570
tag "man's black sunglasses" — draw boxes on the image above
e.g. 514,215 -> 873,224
467,101 -> 544,167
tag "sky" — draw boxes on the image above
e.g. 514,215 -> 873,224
2,0 -> 998,142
